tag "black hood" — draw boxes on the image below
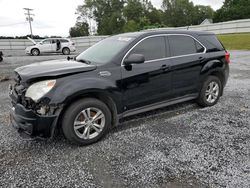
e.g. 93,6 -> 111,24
15,59 -> 97,83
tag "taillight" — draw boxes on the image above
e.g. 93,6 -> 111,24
225,51 -> 230,63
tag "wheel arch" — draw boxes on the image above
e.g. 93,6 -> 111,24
57,91 -> 119,131
201,59 -> 226,84
62,47 -> 70,53
209,71 -> 225,86
200,69 -> 225,97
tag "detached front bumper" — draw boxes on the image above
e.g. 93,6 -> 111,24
10,103 -> 58,139
70,46 -> 76,52
25,51 -> 31,55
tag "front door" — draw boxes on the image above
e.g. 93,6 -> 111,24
38,39 -> 52,53
121,36 -> 172,112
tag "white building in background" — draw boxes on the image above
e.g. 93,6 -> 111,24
200,19 -> 213,25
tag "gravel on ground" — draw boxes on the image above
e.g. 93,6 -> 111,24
0,51 -> 249,188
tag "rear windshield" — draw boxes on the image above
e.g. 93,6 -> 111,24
200,35 -> 225,52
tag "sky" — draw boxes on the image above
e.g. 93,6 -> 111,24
0,0 -> 224,37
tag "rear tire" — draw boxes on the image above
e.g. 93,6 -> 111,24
197,76 -> 222,107
31,48 -> 40,56
62,47 -> 70,55
62,98 -> 111,146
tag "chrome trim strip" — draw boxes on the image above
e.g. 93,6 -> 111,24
121,34 -> 207,66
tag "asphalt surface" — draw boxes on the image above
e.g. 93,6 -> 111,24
0,51 -> 249,187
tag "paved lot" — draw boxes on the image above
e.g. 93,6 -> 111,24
0,51 -> 250,187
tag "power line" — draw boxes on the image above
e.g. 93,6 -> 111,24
23,8 -> 35,38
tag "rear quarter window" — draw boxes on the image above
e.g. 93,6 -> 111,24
168,35 -> 202,56
199,35 -> 224,52
60,39 -> 69,43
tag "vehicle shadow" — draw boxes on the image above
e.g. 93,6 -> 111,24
6,100 -> 199,147
110,100 -> 199,134
49,100 -> 199,146
51,101 -> 199,144
29,53 -> 79,57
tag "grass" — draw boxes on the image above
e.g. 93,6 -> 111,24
217,33 -> 250,50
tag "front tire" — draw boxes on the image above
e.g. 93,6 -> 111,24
62,98 -> 111,145
31,48 -> 40,56
197,76 -> 222,107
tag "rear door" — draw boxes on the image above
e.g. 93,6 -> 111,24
121,36 -> 172,111
51,39 -> 69,52
167,35 -> 205,97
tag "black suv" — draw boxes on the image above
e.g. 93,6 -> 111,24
10,31 -> 230,145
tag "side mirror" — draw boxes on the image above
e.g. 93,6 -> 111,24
124,54 -> 145,66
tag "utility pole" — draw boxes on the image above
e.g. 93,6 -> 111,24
23,8 -> 34,38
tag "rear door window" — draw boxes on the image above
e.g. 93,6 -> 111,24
168,35 -> 200,56
129,36 -> 166,61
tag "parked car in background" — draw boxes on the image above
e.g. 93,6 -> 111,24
25,37 -> 76,56
10,30 -> 230,145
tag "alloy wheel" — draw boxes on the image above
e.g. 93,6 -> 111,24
205,81 -> 219,103
63,48 -> 70,55
73,107 -> 105,140
32,49 -> 39,56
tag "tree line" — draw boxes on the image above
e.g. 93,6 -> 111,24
0,35 -> 43,39
0,35 -> 62,39
69,0 -> 250,37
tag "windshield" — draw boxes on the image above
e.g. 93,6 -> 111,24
76,36 -> 135,65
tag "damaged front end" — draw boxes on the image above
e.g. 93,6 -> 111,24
9,73 -> 62,139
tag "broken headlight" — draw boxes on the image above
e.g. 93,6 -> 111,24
25,80 -> 56,102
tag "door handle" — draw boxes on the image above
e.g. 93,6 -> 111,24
161,64 -> 170,71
